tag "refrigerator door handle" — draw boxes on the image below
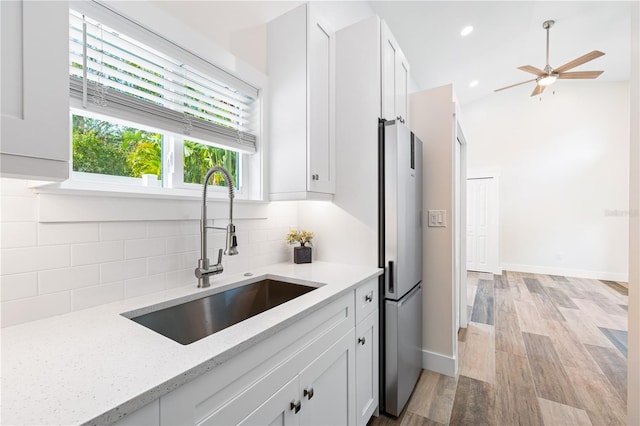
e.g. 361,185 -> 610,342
388,261 -> 395,294
398,283 -> 422,308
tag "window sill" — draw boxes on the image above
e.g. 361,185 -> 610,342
32,180 -> 269,223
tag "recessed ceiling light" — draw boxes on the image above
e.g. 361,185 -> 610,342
461,26 -> 474,37
469,80 -> 479,88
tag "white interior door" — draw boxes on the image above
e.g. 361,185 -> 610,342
466,176 -> 499,274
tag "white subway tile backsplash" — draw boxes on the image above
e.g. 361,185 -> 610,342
1,222 -> 37,248
147,254 -> 181,274
125,238 -> 166,259
1,292 -> 70,327
1,245 -> 70,275
1,196 -> 37,222
38,265 -> 100,294
100,258 -> 146,283
0,183 -> 299,327
147,220 -> 198,238
71,241 -> 123,266
267,227 -> 288,241
100,222 -> 147,241
223,256 -> 251,276
0,178 -> 32,196
125,273 -> 167,299
166,235 -> 199,254
166,268 -> 194,289
1,272 -> 38,301
248,229 -> 268,244
38,222 -> 100,246
177,251 -> 199,269
71,282 -> 124,311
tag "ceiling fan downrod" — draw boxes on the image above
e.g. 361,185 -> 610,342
543,20 -> 555,74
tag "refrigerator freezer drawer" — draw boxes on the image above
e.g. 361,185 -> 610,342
384,283 -> 423,416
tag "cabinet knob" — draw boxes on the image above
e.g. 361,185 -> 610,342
358,336 -> 366,345
290,400 -> 302,413
311,174 -> 320,181
304,387 -> 315,400
365,292 -> 373,303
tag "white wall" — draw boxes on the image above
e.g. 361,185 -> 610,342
410,85 -> 458,376
463,81 -> 630,281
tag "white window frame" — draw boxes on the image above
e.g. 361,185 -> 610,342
64,1 -> 262,201
70,108 -> 250,199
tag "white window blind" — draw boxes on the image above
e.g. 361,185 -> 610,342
68,4 -> 258,153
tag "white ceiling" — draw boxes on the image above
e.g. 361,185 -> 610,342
371,1 -> 631,105
152,1 -> 632,106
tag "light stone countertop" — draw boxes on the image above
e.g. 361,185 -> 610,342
1,261 -> 383,426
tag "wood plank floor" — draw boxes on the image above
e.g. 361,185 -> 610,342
370,271 -> 628,426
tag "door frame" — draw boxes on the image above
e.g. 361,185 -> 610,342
467,169 -> 501,275
454,122 -> 468,331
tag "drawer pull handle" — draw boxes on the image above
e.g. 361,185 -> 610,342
358,337 -> 366,345
365,292 -> 373,303
290,400 -> 301,413
304,387 -> 314,400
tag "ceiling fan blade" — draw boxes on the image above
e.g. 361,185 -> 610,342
558,70 -> 604,79
531,84 -> 545,97
518,65 -> 545,76
494,78 -> 537,92
554,50 -> 605,73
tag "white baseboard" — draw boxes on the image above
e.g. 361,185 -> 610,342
422,349 -> 457,377
501,263 -> 628,282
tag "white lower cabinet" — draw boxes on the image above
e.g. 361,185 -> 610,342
153,279 -> 379,426
298,330 -> 355,425
199,329 -> 355,426
355,311 -> 379,426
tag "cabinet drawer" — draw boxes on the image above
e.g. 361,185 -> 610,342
355,278 -> 378,324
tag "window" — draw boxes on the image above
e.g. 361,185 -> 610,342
72,115 -> 163,179
68,3 -> 259,195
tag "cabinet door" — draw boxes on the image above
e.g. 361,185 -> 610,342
307,8 -> 335,194
355,311 -> 379,426
380,21 -> 410,126
396,52 -> 410,127
238,376 -> 299,426
380,21 -> 398,122
298,329 -> 356,425
0,0 -> 69,180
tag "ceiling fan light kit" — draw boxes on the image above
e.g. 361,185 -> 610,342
494,19 -> 605,97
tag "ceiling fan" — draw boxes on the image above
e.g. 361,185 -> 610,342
495,20 -> 605,97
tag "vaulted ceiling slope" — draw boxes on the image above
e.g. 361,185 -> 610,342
371,1 -> 631,105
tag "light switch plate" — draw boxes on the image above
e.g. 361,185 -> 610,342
428,210 -> 447,227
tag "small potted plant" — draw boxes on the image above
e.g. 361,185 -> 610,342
286,229 -> 314,264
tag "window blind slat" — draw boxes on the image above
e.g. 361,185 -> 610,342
71,40 -> 253,121
69,7 -> 257,152
76,15 -> 254,108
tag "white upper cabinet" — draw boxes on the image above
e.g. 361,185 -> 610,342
268,3 -> 335,200
381,21 -> 410,127
1,0 -> 70,181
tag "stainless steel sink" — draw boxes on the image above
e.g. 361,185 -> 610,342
129,279 -> 317,345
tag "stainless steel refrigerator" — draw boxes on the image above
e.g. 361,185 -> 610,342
378,119 -> 423,417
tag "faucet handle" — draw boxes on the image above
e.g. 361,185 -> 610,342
217,248 -> 223,264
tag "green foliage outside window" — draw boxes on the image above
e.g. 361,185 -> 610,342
72,115 -> 239,188
183,140 -> 238,187
72,115 -> 162,178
